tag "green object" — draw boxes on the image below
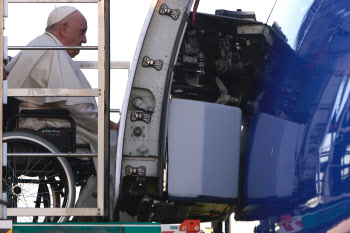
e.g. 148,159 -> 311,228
13,222 -> 161,233
301,199 -> 350,231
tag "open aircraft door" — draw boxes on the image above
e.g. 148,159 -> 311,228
114,0 -> 244,223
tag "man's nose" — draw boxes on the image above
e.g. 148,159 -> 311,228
82,35 -> 87,44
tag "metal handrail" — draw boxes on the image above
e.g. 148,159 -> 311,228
75,61 -> 130,69
8,153 -> 97,157
110,109 -> 120,113
8,0 -> 98,2
8,46 -> 98,50
7,88 -> 99,97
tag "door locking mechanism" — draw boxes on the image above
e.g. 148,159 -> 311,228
131,111 -> 151,123
159,4 -> 180,20
142,56 -> 163,71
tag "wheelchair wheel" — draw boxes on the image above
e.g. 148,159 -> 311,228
3,132 -> 76,222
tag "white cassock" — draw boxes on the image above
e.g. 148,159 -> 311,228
6,32 -> 98,152
5,32 -> 118,208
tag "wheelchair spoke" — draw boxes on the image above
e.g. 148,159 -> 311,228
20,158 -> 44,182
36,161 -> 53,179
20,164 -> 55,196
2,178 -> 12,187
19,197 -> 29,208
20,183 -> 41,197
23,157 -> 34,181
14,158 -> 51,197
3,133 -> 76,222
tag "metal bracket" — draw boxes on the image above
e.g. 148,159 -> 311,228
142,56 -> 163,71
125,165 -> 146,176
237,25 -> 273,46
133,127 -> 143,137
1,193 -> 7,220
2,143 -> 6,167
137,144 -> 149,155
2,81 -> 7,104
159,4 -> 180,20
3,0 -> 8,18
3,36 -> 7,59
131,111 -> 151,123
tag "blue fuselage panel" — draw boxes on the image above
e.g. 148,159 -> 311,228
241,0 -> 350,231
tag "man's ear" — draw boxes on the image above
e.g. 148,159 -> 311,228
59,23 -> 69,39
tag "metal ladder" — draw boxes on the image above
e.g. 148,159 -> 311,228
0,0 -> 111,220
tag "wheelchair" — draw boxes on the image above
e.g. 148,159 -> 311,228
2,98 -> 95,222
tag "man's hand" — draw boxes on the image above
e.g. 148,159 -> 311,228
110,121 -> 119,130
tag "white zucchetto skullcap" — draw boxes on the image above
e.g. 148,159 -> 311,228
47,6 -> 78,27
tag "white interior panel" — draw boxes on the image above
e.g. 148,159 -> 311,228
167,99 -> 242,200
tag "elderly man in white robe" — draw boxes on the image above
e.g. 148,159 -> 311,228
5,6 -> 118,211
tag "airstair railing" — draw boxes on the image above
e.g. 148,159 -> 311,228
0,0 -> 112,219
0,0 -> 4,220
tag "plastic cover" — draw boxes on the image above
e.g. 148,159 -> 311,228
167,99 -> 242,200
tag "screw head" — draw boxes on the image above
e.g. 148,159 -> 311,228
133,127 -> 143,137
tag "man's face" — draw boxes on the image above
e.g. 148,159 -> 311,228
65,11 -> 87,58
